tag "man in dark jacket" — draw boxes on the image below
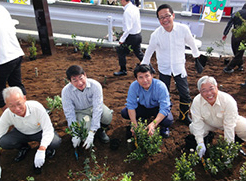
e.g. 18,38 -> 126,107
222,3 -> 246,73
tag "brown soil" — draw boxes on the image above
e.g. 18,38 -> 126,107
0,41 -> 245,181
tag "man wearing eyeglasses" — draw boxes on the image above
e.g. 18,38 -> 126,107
141,4 -> 201,126
189,75 -> 246,158
61,65 -> 113,150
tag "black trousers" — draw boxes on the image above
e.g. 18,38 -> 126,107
0,56 -> 26,107
121,104 -> 173,128
116,33 -> 144,71
227,34 -> 245,69
159,73 -> 191,104
0,128 -> 61,150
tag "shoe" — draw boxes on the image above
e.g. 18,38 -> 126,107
236,65 -> 243,71
33,164 -> 42,174
14,145 -> 31,162
241,82 -> 246,88
46,149 -> 56,159
113,70 -> 127,76
223,67 -> 234,73
160,127 -> 170,138
179,115 -> 192,126
97,128 -> 110,143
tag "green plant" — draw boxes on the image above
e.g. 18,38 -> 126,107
124,120 -> 163,162
205,46 -> 214,56
239,41 -> 246,51
46,95 -> 62,114
29,42 -> 37,60
65,118 -> 88,142
232,12 -> 246,40
171,152 -> 200,181
26,176 -> 35,181
27,35 -> 36,46
78,41 -> 96,57
204,135 -> 241,175
239,162 -> 246,181
71,34 -> 78,51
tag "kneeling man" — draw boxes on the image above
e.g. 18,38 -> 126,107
0,86 -> 61,171
190,76 -> 246,158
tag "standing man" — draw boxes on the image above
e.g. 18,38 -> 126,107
121,64 -> 173,138
222,3 -> 246,73
189,76 -> 246,158
141,4 -> 201,125
113,0 -> 144,76
62,65 -> 113,150
0,87 -> 61,172
0,5 -> 26,112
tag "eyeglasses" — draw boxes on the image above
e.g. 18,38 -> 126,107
158,14 -> 172,21
200,87 -> 216,94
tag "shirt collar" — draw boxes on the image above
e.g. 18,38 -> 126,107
11,102 -> 31,118
70,79 -> 91,92
123,2 -> 131,10
161,21 -> 177,33
200,91 -> 221,107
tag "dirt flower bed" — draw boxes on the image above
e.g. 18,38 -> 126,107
0,41 -> 245,181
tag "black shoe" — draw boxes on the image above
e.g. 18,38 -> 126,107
14,145 -> 31,162
179,115 -> 192,126
241,82 -> 246,88
223,67 -> 234,73
33,164 -> 42,174
160,127 -> 170,138
46,149 -> 56,159
97,128 -> 110,143
236,65 -> 244,71
113,70 -> 127,76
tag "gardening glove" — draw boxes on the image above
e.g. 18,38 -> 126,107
196,143 -> 206,158
83,131 -> 95,149
72,136 -> 81,148
34,150 -> 46,168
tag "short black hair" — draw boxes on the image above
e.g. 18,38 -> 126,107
134,64 -> 153,78
156,4 -> 174,18
66,65 -> 85,81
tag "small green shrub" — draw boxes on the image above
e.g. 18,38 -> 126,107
29,42 -> 37,60
205,135 -> 241,175
65,118 -> 88,142
124,120 -> 163,162
239,162 -> 246,181
46,95 -> 62,114
78,41 -> 96,56
172,152 -> 200,181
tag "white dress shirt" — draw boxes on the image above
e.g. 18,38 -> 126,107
61,78 -> 103,131
190,91 -> 242,144
119,2 -> 141,43
141,22 -> 200,77
0,101 -> 54,148
0,5 -> 24,65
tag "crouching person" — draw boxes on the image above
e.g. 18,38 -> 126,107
0,86 -> 61,173
121,64 -> 173,138
61,65 -> 113,150
188,76 -> 246,158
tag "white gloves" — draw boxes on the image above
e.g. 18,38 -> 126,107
83,131 -> 95,149
72,136 -> 81,148
34,150 -> 46,168
196,143 -> 206,158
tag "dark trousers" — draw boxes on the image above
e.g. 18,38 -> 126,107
121,104 -> 173,128
0,128 -> 61,150
227,34 -> 245,69
116,33 -> 144,71
159,73 -> 191,103
0,56 -> 26,108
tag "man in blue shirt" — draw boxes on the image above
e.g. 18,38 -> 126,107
121,64 -> 173,137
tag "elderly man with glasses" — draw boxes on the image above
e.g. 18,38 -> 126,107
188,75 -> 246,158
141,4 -> 202,126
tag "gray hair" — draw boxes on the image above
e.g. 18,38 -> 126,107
2,86 -> 24,103
197,76 -> 217,91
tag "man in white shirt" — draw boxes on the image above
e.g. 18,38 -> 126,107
0,87 -> 61,173
62,65 -> 113,150
0,5 -> 26,112
141,4 -> 201,125
113,0 -> 144,76
189,76 -> 246,158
